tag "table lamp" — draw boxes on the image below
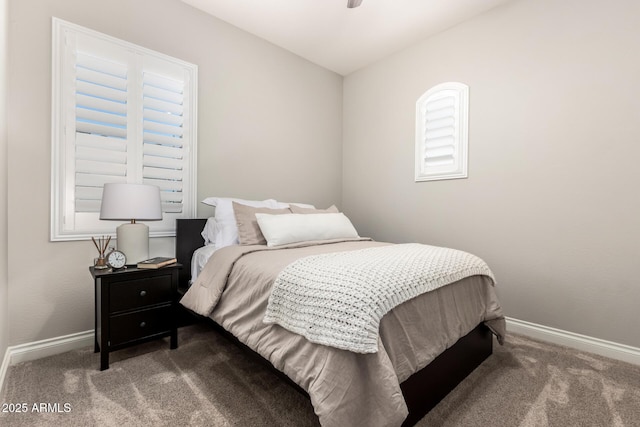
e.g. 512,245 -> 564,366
99,183 -> 163,264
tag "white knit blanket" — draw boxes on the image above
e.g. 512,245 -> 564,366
263,243 -> 496,353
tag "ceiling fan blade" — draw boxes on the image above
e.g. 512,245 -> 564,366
347,0 -> 363,8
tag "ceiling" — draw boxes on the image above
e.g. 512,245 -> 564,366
181,0 -> 511,76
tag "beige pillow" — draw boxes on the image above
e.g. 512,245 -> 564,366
289,204 -> 339,214
233,202 -> 291,245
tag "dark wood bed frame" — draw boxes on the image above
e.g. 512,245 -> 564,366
175,219 -> 493,426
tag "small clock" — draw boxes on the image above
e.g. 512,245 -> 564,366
106,250 -> 127,269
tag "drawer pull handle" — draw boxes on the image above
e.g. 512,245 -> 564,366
140,290 -> 147,297
140,322 -> 146,328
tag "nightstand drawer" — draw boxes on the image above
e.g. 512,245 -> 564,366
110,275 -> 173,312
110,305 -> 173,346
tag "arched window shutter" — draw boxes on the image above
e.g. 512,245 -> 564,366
415,82 -> 469,182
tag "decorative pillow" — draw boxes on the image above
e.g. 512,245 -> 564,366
255,212 -> 359,247
289,204 -> 339,214
232,202 -> 291,245
200,198 -> 281,247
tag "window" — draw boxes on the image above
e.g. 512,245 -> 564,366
415,82 -> 468,182
51,18 -> 197,241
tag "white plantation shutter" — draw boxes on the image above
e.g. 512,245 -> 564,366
142,72 -> 185,214
415,82 -> 468,182
74,53 -> 129,213
51,18 -> 197,241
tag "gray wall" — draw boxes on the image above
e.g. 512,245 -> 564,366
0,0 -> 8,372
343,0 -> 640,348
7,0 -> 342,345
5,0 -> 638,354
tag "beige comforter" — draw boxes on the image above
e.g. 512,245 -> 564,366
180,239 -> 505,427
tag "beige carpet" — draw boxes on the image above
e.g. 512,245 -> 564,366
1,323 -> 639,426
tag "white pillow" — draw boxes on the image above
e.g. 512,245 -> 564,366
255,213 -> 359,247
201,217 -> 219,245
202,196 -> 277,207
214,221 -> 243,248
201,197 -> 279,223
274,201 -> 316,209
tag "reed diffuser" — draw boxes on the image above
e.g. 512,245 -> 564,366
92,236 -> 111,269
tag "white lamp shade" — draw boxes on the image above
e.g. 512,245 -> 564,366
100,183 -> 163,221
100,183 -> 162,264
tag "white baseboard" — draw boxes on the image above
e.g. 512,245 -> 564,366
1,320 -> 639,394
0,347 -> 10,396
506,317 -> 640,366
6,330 -> 93,366
0,330 -> 93,395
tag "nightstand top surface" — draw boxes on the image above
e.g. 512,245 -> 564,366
89,263 -> 182,278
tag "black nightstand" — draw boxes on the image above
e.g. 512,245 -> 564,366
89,264 -> 181,370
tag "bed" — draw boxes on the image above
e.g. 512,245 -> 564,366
176,217 -> 505,427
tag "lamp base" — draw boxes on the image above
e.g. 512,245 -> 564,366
116,222 -> 149,265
